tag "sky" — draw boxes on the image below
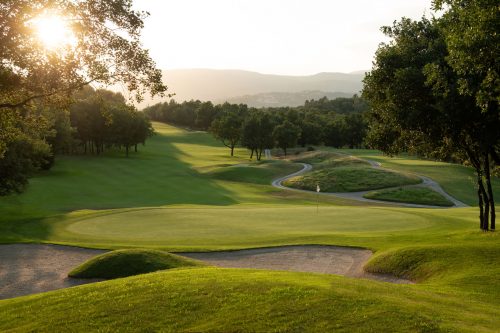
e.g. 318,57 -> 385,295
133,0 -> 435,76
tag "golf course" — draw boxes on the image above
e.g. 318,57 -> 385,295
0,122 -> 498,332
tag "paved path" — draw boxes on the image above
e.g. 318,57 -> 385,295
0,244 -> 105,300
271,158 -> 468,208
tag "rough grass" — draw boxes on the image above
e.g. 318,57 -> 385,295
291,151 -> 370,169
364,245 -> 500,303
0,267 -> 498,332
364,186 -> 454,207
284,167 -> 421,192
68,249 -> 202,279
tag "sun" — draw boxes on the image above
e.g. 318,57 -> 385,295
32,15 -> 75,50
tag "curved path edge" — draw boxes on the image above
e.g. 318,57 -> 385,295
272,160 -> 468,209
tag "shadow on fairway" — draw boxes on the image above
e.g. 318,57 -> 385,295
0,124 -> 238,242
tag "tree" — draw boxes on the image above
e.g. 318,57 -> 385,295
273,120 -> 301,156
0,108 -> 52,194
108,105 -> 152,157
210,103 -> 246,156
433,0 -> 499,112
0,0 -> 166,111
343,113 -> 367,149
363,16 -> 499,231
241,111 -> 275,160
195,101 -> 218,130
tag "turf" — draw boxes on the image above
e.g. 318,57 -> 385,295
69,249 -> 202,279
0,122 -> 499,332
283,167 -> 422,192
207,161 -> 303,185
330,148 -> 500,206
0,268 -> 498,332
291,151 -> 370,169
364,186 -> 454,207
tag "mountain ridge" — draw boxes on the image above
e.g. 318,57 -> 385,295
136,69 -> 367,109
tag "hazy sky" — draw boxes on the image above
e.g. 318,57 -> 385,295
133,0 -> 435,75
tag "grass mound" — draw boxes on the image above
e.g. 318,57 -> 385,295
69,249 -> 202,279
363,186 -> 454,206
365,245 -> 500,297
284,167 -> 421,192
291,151 -> 370,169
207,161 -> 302,185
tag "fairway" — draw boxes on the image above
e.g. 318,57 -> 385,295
1,122 -> 499,332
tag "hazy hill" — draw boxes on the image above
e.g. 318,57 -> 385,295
137,69 -> 366,109
223,91 -> 353,108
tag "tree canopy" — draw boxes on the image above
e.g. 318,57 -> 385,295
0,0 -> 166,110
363,10 -> 499,230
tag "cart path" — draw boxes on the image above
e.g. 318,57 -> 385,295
272,159 -> 468,208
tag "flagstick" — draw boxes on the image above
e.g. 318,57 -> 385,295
316,183 -> 320,214
316,192 -> 319,214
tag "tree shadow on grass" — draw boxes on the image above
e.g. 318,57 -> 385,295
0,126 -> 239,243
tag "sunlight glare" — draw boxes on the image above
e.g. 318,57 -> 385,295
33,15 -> 75,50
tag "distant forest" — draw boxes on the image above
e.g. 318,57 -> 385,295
144,95 -> 369,158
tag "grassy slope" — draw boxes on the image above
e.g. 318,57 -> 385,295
284,167 -> 421,192
69,249 -> 203,279
364,186 -> 454,207
1,268 -> 498,332
207,160 -> 303,185
0,123 -> 499,331
331,148 -> 500,206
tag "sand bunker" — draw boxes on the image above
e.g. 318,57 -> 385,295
0,244 -> 105,300
180,245 -> 410,284
0,244 -> 410,300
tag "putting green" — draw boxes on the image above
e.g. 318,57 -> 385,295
44,205 -> 469,250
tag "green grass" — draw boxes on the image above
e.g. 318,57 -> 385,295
69,249 -> 203,279
1,267 -> 498,332
0,122 -> 499,331
330,148 -> 500,206
207,161 -> 302,185
283,167 -> 421,192
291,151 -> 370,169
364,186 -> 454,207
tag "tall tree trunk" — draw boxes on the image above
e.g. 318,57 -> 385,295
134,144 -> 138,153
478,175 -> 485,230
484,154 -> 495,230
230,145 -> 234,156
478,173 -> 489,231
125,145 -> 129,157
250,149 -> 254,160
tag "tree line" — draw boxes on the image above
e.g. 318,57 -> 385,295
0,87 -> 153,195
144,95 -> 369,158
